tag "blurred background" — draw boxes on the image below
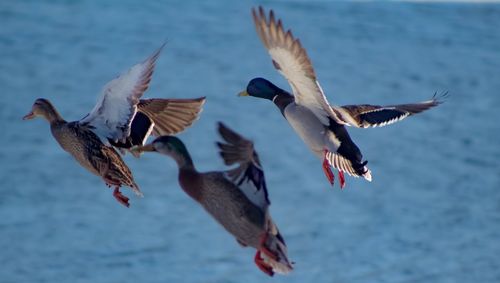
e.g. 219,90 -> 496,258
1,0 -> 499,282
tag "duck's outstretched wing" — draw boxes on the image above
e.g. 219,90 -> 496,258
216,122 -> 270,210
80,44 -> 164,142
334,92 -> 447,128
252,6 -> 343,126
108,97 -> 206,155
138,97 -> 206,136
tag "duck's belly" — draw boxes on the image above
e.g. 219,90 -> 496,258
284,104 -> 328,158
197,173 -> 265,248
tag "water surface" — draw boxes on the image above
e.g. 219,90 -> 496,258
1,1 -> 499,282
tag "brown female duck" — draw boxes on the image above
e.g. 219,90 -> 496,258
23,45 -> 205,207
132,122 -> 293,276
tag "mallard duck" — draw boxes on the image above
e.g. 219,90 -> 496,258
23,44 -> 205,207
109,97 -> 205,157
239,7 -> 445,188
131,122 -> 293,276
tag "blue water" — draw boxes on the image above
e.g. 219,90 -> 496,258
1,1 -> 500,282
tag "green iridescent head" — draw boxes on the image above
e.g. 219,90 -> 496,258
238,77 -> 282,101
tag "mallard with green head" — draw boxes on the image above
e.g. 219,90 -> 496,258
239,7 -> 445,188
23,44 -> 206,207
132,122 -> 293,276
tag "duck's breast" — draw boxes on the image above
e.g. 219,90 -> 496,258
283,103 -> 328,158
50,122 -> 102,176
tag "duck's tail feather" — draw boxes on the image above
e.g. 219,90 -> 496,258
130,182 -> 143,198
325,151 -> 372,182
256,230 -> 293,276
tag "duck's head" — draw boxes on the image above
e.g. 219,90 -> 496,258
23,98 -> 60,122
132,136 -> 193,168
238,78 -> 280,101
133,135 -> 191,159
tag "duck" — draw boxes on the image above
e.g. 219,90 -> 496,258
131,122 -> 293,276
239,7 -> 445,188
23,44 -> 205,207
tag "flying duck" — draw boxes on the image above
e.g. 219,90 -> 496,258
131,122 -> 293,276
239,7 -> 445,188
23,44 -> 205,207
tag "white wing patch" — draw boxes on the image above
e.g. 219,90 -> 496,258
363,108 -> 410,128
80,44 -> 163,142
335,93 -> 446,128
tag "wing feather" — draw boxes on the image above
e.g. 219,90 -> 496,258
217,122 -> 270,210
334,92 -> 447,128
138,97 -> 205,136
80,44 -> 165,142
252,6 -> 343,125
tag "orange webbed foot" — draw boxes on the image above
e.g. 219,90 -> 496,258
338,170 -> 346,189
113,187 -> 130,208
322,150 -> 335,186
254,250 -> 274,277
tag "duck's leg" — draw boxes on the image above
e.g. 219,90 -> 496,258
254,251 -> 274,276
322,150 -> 335,186
103,176 -> 130,208
113,187 -> 130,208
338,171 -> 345,189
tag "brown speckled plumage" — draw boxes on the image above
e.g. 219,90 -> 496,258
51,121 -> 139,191
24,98 -> 142,205
23,45 -> 208,206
